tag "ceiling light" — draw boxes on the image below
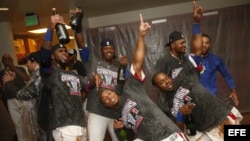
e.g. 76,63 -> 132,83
0,7 -> 9,11
28,28 -> 48,34
203,11 -> 218,16
99,26 -> 116,32
28,25 -> 71,34
152,19 -> 167,24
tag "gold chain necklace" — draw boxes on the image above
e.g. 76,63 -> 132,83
170,52 -> 183,64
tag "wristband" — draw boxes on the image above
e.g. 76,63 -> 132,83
192,23 -> 201,35
44,29 -> 53,42
176,112 -> 183,122
79,46 -> 89,61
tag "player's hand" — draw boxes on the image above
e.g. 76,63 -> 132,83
139,14 -> 151,37
193,1 -> 203,23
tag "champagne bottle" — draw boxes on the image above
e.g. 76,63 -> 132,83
52,8 -> 70,44
184,98 -> 196,136
115,116 -> 135,141
69,7 -> 83,33
118,128 -> 128,141
117,63 -> 126,83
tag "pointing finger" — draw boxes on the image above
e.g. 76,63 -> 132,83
193,1 -> 197,8
140,13 -> 144,24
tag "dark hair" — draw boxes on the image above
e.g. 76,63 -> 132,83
98,88 -> 106,105
202,33 -> 211,43
151,71 -> 163,86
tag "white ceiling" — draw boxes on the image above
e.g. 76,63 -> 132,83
0,0 -> 191,37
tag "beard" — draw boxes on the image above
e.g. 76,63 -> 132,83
60,61 -> 69,69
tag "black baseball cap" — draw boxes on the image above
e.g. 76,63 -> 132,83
51,44 -> 67,53
100,38 -> 115,48
165,31 -> 185,47
26,51 -> 40,63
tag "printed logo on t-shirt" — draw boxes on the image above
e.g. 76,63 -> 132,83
171,67 -> 183,79
175,86 -> 190,100
97,66 -> 118,90
122,99 -> 143,133
61,73 -> 81,96
171,86 -> 190,117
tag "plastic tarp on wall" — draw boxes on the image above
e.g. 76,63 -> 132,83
84,4 -> 250,113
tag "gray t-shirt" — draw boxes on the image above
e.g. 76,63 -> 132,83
155,49 -> 232,131
119,67 -> 181,141
86,60 -> 122,119
174,63 -> 232,131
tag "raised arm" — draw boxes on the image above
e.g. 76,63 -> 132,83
191,1 -> 203,56
70,7 -> 85,48
70,7 -> 90,62
42,14 -> 65,50
40,13 -> 66,74
133,14 -> 151,77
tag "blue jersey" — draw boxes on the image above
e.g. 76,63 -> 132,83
192,53 -> 235,96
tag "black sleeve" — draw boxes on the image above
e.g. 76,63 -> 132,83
74,61 -> 87,77
39,47 -> 53,78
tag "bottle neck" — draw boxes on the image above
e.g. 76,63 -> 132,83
52,11 -> 57,15
52,8 -> 57,15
